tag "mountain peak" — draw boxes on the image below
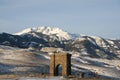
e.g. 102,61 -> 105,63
15,26 -> 77,40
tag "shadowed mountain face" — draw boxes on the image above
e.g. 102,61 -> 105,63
0,27 -> 120,59
0,32 -> 64,48
65,36 -> 120,59
0,33 -> 48,48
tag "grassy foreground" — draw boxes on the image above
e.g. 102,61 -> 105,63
0,74 -> 111,80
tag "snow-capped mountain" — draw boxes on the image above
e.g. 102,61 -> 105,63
0,26 -> 120,59
15,26 -> 79,41
65,35 -> 120,59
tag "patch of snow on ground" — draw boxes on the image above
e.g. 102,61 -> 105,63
72,57 -> 88,64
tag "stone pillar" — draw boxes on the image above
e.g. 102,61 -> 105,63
50,54 -> 55,76
49,52 -> 71,76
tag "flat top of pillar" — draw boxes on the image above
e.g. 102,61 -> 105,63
50,52 -> 71,56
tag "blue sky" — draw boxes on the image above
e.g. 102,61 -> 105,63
0,0 -> 120,39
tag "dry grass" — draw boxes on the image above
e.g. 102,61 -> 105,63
0,74 -> 111,80
0,73 -> 49,79
72,78 -> 110,80
0,74 -> 19,79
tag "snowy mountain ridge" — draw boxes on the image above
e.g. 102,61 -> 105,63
15,26 -> 79,40
0,26 -> 120,59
